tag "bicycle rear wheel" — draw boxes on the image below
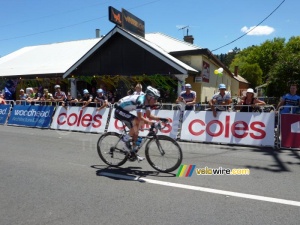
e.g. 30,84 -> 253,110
145,135 -> 182,173
97,132 -> 128,167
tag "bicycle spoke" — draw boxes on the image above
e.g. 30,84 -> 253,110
97,132 -> 128,167
145,135 -> 182,173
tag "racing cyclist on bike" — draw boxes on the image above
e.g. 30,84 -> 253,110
114,86 -> 168,161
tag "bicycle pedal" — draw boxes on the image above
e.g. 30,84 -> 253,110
128,156 -> 137,162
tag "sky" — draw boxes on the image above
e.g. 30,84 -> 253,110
0,0 -> 298,57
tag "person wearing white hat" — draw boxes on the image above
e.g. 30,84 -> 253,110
208,83 -> 232,117
238,88 -> 265,112
16,89 -> 28,105
175,83 -> 197,110
53,84 -> 67,105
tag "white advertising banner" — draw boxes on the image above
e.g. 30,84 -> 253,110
107,109 -> 181,139
180,111 -> 275,146
51,106 -> 109,133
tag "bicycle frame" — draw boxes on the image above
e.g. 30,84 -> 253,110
118,120 -> 167,155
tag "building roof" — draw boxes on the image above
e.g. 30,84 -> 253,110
145,32 -> 200,52
233,74 -> 250,84
0,26 -> 200,78
63,26 -> 199,78
0,39 -> 101,77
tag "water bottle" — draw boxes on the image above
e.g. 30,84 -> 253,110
122,134 -> 130,142
135,137 -> 143,148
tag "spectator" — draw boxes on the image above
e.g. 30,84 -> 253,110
27,87 -> 41,105
238,88 -> 266,112
79,89 -> 93,109
163,90 -> 171,103
276,84 -> 300,114
16,89 -> 28,105
27,88 -> 35,99
53,85 -> 67,105
107,91 -> 115,104
0,93 -> 6,104
133,83 -> 144,95
40,89 -> 54,105
94,89 -> 109,111
62,92 -> 78,108
175,83 -> 196,110
208,84 -> 232,117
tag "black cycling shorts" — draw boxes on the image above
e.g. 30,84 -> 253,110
114,107 -> 136,129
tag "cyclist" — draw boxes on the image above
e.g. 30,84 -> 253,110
114,86 -> 168,161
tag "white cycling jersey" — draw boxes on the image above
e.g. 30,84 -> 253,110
117,94 -> 150,112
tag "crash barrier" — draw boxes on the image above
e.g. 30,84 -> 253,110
0,104 -> 10,125
277,106 -> 300,150
1,102 -> 299,149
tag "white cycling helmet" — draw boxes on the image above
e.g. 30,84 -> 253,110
83,89 -> 89,94
97,88 -> 103,93
145,86 -> 160,99
54,85 -> 60,89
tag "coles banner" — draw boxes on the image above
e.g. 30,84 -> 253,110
0,105 -> 10,125
280,114 -> 300,149
107,109 -> 181,139
180,111 -> 275,146
8,105 -> 54,128
51,106 -> 109,133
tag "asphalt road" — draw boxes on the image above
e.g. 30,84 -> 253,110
0,126 -> 299,225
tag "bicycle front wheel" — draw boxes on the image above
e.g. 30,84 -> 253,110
145,135 -> 182,173
97,132 -> 128,167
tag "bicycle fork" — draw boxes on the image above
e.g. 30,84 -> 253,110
155,138 -> 165,156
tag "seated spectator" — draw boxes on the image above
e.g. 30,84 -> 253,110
175,83 -> 196,110
208,84 -> 232,117
133,83 -> 144,95
62,92 -> 78,108
40,89 -> 54,105
16,89 -> 28,105
79,89 -> 93,109
94,89 -> 108,111
53,85 -> 67,105
238,88 -> 266,112
0,93 -> 6,105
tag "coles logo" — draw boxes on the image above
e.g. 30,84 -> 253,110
188,115 -> 266,139
57,110 -> 102,128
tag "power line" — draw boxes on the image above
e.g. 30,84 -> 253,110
211,0 -> 286,52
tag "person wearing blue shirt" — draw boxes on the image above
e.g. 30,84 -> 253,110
276,84 -> 300,114
209,84 -> 232,117
175,83 -> 197,110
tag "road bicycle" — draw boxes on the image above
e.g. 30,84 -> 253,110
97,119 -> 183,173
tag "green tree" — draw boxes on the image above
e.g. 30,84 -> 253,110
215,47 -> 240,67
239,63 -> 263,88
267,36 -> 300,96
229,38 -> 288,96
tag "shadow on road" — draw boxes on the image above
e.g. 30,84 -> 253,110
219,145 -> 300,173
91,165 -> 176,180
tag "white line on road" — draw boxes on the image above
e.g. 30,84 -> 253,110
99,172 -> 300,207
